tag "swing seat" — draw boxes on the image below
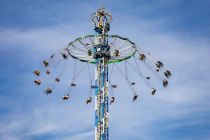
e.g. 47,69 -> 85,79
62,95 -> 70,100
131,82 -> 135,85
46,70 -> 50,75
62,53 -> 68,59
111,85 -> 117,88
71,83 -> 76,87
34,80 -> 41,85
55,78 -> 60,82
146,77 -> 150,80
34,70 -> 40,76
43,60 -> 49,67
91,85 -> 97,89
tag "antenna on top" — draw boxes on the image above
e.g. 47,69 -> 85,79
100,0 -> 103,10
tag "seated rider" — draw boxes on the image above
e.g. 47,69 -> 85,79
111,85 -> 117,88
55,77 -> 60,82
34,70 -> 40,76
156,61 -> 164,69
71,83 -> 76,87
50,54 -> 54,59
62,53 -> 68,59
43,60 -> 49,67
133,93 -> 138,102
86,97 -> 92,104
151,88 -> 156,95
46,70 -> 50,75
131,82 -> 135,85
166,70 -> 172,76
164,70 -> 172,79
110,96 -> 115,105
91,85 -> 97,89
163,79 -> 168,88
62,94 -> 70,100
139,53 -> 146,61
146,77 -> 151,80
44,88 -> 52,95
34,79 -> 41,85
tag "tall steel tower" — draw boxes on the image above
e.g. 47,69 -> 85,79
92,7 -> 112,140
90,7 -> 139,139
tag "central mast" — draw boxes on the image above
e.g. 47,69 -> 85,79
92,6 -> 112,140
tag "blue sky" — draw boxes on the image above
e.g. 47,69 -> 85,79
0,0 -> 210,140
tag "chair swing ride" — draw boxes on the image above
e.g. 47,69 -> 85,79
33,5 -> 172,140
